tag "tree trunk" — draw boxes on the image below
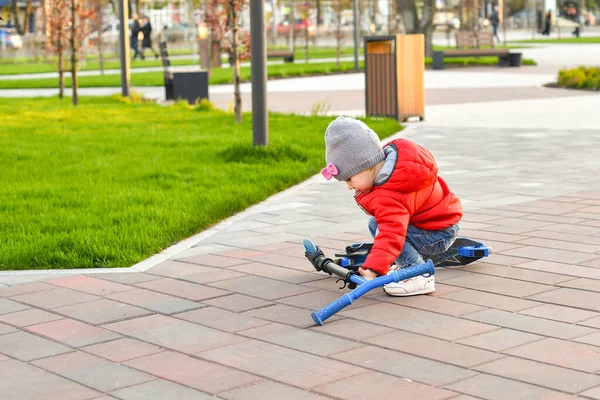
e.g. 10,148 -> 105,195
316,0 -> 321,26
396,0 -> 434,57
335,9 -> 342,67
24,3 -> 33,35
229,2 -> 242,124
98,2 -> 104,75
420,0 -> 435,57
304,25 -> 309,62
388,0 -> 393,33
58,47 -> 65,99
11,0 -> 26,35
288,0 -> 294,52
71,0 -> 78,106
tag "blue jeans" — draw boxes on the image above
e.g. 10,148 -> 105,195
368,216 -> 460,269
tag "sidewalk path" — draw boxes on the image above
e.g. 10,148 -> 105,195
2,86 -> 600,398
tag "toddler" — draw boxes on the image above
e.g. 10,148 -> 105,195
321,117 -> 463,296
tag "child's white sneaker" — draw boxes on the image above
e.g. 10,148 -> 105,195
384,274 -> 435,297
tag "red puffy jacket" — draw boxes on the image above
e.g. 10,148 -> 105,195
355,138 -> 463,276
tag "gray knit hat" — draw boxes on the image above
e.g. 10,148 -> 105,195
322,117 -> 385,182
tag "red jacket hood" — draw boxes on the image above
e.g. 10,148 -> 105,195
364,138 -> 438,196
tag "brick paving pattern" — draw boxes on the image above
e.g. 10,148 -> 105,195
2,119 -> 600,399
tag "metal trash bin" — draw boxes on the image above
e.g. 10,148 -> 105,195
364,34 -> 425,122
509,52 -> 522,67
171,71 -> 209,105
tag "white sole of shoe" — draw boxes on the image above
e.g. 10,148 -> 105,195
383,287 -> 436,297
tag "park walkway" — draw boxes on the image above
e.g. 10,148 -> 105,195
2,72 -> 600,398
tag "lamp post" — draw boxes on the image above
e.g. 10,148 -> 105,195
118,0 -> 130,97
250,0 -> 268,146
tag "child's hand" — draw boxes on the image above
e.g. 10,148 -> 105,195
359,268 -> 378,280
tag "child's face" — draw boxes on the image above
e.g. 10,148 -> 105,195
346,169 -> 375,194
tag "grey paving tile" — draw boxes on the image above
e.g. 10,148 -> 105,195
110,379 -> 213,400
528,288 -> 600,312
46,275 -> 133,296
441,272 -> 553,297
229,262 -> 323,284
202,293 -> 273,312
0,322 -> 18,335
0,359 -> 101,399
0,298 -> 30,315
10,287 -> 99,309
505,337 -> 600,373
52,299 -> 152,325
238,322 -> 362,356
32,351 -> 154,393
364,329 -> 502,367
456,328 -> 544,352
340,302 -> 497,341
581,385 -> 600,400
314,370 -> 457,400
135,278 -> 230,301
0,282 -> 54,298
0,331 -> 73,361
279,289 -> 377,311
517,260 -> 600,280
501,245 -> 598,264
574,331 -> 600,347
93,273 -> 162,285
439,288 -> 538,312
174,306 -> 270,332
103,314 -> 246,354
244,304 -> 341,328
475,355 -> 600,393
445,373 -> 577,400
0,308 -> 64,327
463,308 -> 595,339
123,351 -> 260,394
219,381 -> 325,400
462,262 -> 573,285
105,288 -> 204,315
331,345 -> 477,386
209,275 -> 316,300
200,338 -> 365,389
519,304 -> 599,323
309,318 -> 395,340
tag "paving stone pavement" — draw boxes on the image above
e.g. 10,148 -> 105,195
2,118 -> 600,399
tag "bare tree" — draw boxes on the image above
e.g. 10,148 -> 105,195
69,0 -> 96,106
331,0 -> 350,66
206,0 -> 249,123
45,0 -> 70,99
396,0 -> 435,56
93,0 -> 106,75
10,0 -> 27,35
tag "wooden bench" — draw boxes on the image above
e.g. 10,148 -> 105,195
432,31 -> 521,70
228,49 -> 294,67
159,41 -> 209,104
267,50 -> 294,63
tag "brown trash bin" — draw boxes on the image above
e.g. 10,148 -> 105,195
364,34 -> 425,122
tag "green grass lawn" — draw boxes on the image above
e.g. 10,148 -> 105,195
0,44 -> 529,76
0,96 -> 402,270
516,36 -> 600,44
0,47 -> 360,75
0,56 -> 537,89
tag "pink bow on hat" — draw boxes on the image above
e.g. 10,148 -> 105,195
321,163 -> 339,180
